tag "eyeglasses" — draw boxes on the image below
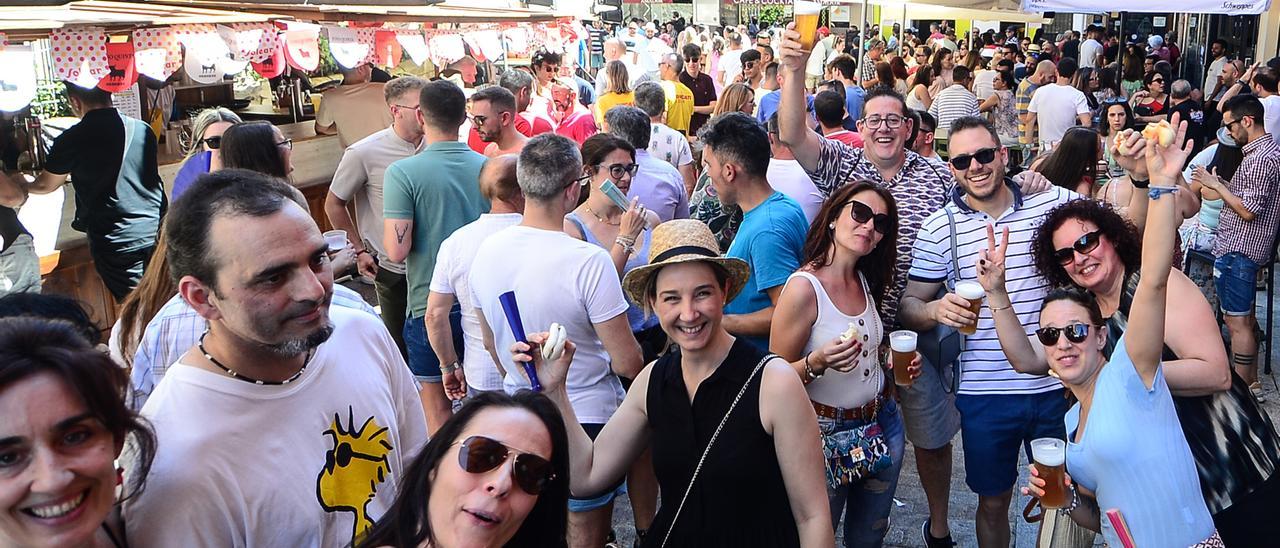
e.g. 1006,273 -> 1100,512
1035,323 -> 1094,346
1052,230 -> 1102,265
1223,117 -> 1248,131
860,114 -> 905,130
685,57 -> 702,64
598,163 -> 640,179
571,174 -> 592,188
392,104 -> 420,114
543,65 -> 560,74
744,61 -> 757,69
453,436 -> 556,495
846,200 -> 892,234
276,139 -> 293,150
948,147 -> 998,170
201,136 -> 222,150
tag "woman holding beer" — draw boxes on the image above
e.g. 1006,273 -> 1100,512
983,118 -> 1222,545
769,182 -> 920,548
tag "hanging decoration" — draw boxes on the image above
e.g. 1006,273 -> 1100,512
0,45 -> 37,112
252,37 -> 288,79
132,27 -> 183,80
176,24 -> 230,84
97,42 -> 138,93
326,26 -> 368,69
50,27 -> 109,89
374,30 -> 403,68
283,23 -> 321,72
396,29 -> 430,65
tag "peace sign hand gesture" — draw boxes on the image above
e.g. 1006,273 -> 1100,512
976,223 -> 1010,296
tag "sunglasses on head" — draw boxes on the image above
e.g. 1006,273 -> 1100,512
455,435 -> 556,495
846,200 -> 892,234
1035,323 -> 1093,346
1053,230 -> 1102,265
948,147 -> 998,170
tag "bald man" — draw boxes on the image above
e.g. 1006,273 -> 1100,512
1016,60 -> 1056,164
595,38 -> 648,97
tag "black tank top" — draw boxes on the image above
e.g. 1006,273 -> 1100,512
643,338 -> 800,548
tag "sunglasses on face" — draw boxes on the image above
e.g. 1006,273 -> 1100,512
948,147 -> 998,170
1035,323 -> 1093,346
201,136 -> 222,150
471,114 -> 491,126
1053,230 -> 1102,265
846,200 -> 892,234
455,436 -> 556,495
598,163 -> 640,179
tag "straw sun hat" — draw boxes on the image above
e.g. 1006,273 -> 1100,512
622,219 -> 751,305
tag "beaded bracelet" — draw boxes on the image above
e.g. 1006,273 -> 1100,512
1148,185 -> 1180,200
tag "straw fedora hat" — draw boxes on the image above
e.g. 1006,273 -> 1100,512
622,219 -> 751,305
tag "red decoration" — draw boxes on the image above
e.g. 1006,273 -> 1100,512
98,41 -> 138,93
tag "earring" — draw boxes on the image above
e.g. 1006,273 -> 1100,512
828,223 -> 836,230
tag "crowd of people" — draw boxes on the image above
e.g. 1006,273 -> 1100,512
1,12 -> 1279,548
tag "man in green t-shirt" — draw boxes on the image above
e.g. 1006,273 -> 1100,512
383,80 -> 489,433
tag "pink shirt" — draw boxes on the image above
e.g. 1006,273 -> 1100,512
555,109 -> 598,145
825,129 -> 864,148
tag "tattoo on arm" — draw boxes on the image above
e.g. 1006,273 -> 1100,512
394,223 -> 409,244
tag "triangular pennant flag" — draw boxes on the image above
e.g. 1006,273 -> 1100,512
326,26 -> 368,70
0,45 -> 37,112
97,41 -> 138,93
50,27 -> 109,89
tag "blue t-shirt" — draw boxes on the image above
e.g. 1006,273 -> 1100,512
842,85 -> 866,131
1065,336 -> 1215,547
756,89 -> 814,125
172,151 -> 211,201
724,191 -> 807,349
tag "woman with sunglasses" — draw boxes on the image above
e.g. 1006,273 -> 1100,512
769,182 -> 919,547
358,391 -> 569,548
0,316 -> 158,548
219,121 -> 294,180
513,220 -> 834,548
991,121 -> 1279,545
172,108 -> 241,200
1130,72 -> 1168,125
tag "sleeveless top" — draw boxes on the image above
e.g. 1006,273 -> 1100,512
644,338 -> 800,548
566,212 -> 658,332
1102,272 -> 1280,513
786,271 -> 884,409
1066,336 -> 1216,547
905,85 -> 928,111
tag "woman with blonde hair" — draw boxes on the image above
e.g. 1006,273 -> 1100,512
172,107 -> 240,198
712,83 -> 756,116
596,60 -> 635,126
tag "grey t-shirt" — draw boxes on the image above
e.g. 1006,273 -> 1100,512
328,126 -> 422,274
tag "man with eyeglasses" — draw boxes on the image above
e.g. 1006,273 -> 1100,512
471,86 -> 529,158
383,81 -> 490,435
1221,65 -> 1280,141
656,53 -> 695,135
900,116 -> 1079,548
468,134 -> 642,548
679,43 -> 717,136
324,77 -> 427,361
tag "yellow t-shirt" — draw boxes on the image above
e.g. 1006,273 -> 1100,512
660,80 -> 695,135
596,92 -> 635,127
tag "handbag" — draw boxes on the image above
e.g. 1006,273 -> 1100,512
916,207 -> 963,393
821,421 -> 892,488
1022,499 -> 1096,548
659,353 -> 773,548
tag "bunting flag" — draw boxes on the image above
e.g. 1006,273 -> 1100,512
396,29 -> 430,64
326,26 -> 368,70
373,30 -> 403,68
252,40 -> 287,79
176,24 -> 229,84
50,27 -> 109,89
283,25 -> 320,72
97,41 -> 138,93
133,27 -> 183,80
0,45 -> 37,112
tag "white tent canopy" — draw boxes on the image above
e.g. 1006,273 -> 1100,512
1019,0 -> 1270,14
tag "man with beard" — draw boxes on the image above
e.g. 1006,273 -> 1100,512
123,169 -> 426,547
471,86 -> 528,158
899,116 -> 1078,548
551,77 -> 599,145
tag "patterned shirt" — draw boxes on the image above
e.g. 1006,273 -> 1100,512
928,84 -> 981,135
1015,78 -> 1040,146
649,121 -> 693,169
860,54 -> 878,83
128,284 -> 377,409
1213,133 -> 1280,264
804,136 -> 954,329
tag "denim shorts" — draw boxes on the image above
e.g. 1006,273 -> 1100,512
954,390 -> 1068,497
896,352 -> 961,450
1214,252 -> 1260,317
568,422 -> 627,512
403,304 -> 464,383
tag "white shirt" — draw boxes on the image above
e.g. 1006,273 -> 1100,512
929,84 -> 981,137
329,127 -> 423,274
1261,94 -> 1280,142
719,47 -> 746,85
766,158 -> 824,224
123,307 -> 427,548
468,225 -> 629,423
648,121 -> 693,169
429,213 -> 524,392
973,70 -> 998,100
1203,56 -> 1228,100
1079,39 -> 1104,69
1028,83 -> 1090,147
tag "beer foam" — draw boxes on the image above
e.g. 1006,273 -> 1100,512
956,281 -> 985,301
794,0 -> 822,15
1030,439 -> 1065,466
890,331 -> 917,353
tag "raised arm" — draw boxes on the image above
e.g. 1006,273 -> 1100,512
976,224 -> 1049,374
776,22 -> 826,171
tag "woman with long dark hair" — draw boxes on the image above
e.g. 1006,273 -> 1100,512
906,64 -> 934,111
219,121 -> 293,179
0,317 -> 157,548
1097,101 -> 1134,182
1130,71 -> 1169,125
1032,127 -> 1100,196
358,391 -> 570,548
769,182 -> 917,547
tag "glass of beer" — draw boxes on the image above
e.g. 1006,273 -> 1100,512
954,280 -> 985,336
1030,438 -> 1068,509
889,330 -> 918,387
794,0 -> 822,51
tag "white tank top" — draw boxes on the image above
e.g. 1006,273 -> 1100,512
787,270 -> 884,409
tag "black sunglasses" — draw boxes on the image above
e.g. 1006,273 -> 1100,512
847,200 -> 892,234
455,435 -> 556,495
201,136 -> 222,150
949,147 -> 999,170
1053,230 -> 1102,265
1035,323 -> 1093,346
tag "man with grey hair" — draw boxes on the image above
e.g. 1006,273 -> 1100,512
606,106 -> 689,223
324,76 -> 427,360
499,68 -> 555,136
860,38 -> 885,88
468,134 -> 642,548
634,81 -> 696,194
657,52 -> 695,134
1168,79 -> 1205,150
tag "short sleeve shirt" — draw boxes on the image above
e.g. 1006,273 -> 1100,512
328,127 -> 422,274
315,82 -> 395,148
1015,79 -> 1040,145
649,122 -> 693,169
679,71 -> 716,136
725,192 -> 808,349
660,80 -> 695,134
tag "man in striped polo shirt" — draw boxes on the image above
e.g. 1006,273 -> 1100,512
899,116 -> 1081,548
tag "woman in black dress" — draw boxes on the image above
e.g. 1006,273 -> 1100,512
513,220 -> 834,548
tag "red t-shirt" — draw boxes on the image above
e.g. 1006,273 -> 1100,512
467,113 -> 554,153
555,110 -> 598,145
825,129 -> 864,148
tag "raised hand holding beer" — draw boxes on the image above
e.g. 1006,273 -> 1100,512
777,22 -> 810,74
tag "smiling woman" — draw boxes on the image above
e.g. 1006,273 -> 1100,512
0,316 -> 156,548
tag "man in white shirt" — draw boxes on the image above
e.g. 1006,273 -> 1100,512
718,31 -> 747,88
1078,25 -> 1104,70
605,106 -> 689,222
634,81 -> 696,195
324,76 -> 426,361
1025,57 -> 1091,150
468,134 -> 642,548
123,170 -> 426,548
804,30 -> 837,91
1202,39 -> 1230,102
929,65 -> 981,138
596,38 -> 647,98
427,155 -> 523,398
765,113 -> 823,223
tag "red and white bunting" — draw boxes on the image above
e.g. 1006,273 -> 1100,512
50,27 -> 109,89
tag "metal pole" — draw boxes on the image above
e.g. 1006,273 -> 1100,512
859,0 -> 868,85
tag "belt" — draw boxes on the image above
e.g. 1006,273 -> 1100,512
811,375 -> 894,422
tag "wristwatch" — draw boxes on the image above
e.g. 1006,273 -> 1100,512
441,361 -> 460,374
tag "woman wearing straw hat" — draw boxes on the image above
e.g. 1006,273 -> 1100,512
513,219 -> 834,548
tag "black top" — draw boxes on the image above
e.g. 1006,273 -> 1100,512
644,338 -> 800,548
44,108 -> 165,252
1061,38 -> 1080,61
1167,99 -> 1205,151
679,71 -> 717,137
1102,273 -> 1280,514
0,207 -> 28,253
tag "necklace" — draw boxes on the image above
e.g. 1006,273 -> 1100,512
583,205 -> 620,226
198,331 -> 312,386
